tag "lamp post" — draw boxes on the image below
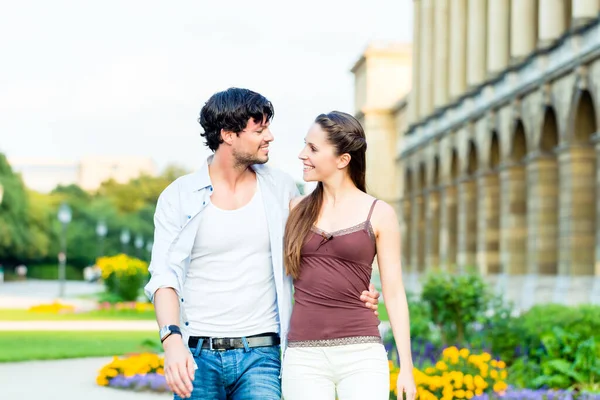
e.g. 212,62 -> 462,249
146,240 -> 153,254
0,182 -> 4,206
96,220 -> 107,259
134,234 -> 144,258
57,202 -> 72,298
120,229 -> 130,254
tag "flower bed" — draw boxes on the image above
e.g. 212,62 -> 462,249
97,301 -> 154,312
96,353 -> 169,392
390,346 -> 508,400
28,301 -> 75,314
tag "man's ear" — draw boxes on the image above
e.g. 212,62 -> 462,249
221,129 -> 234,145
337,153 -> 351,169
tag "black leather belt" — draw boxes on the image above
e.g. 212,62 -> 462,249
189,333 -> 280,351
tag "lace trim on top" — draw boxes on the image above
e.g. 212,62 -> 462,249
288,336 -> 382,348
311,220 -> 376,244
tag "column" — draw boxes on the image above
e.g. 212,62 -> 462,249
511,0 -> 538,61
467,0 -> 488,87
425,189 -> 441,270
433,0 -> 450,108
419,0 -> 434,117
457,177 -> 478,271
572,0 -> 600,25
439,185 -> 458,271
449,0 -> 467,98
477,171 -> 501,274
487,0 -> 510,74
401,197 -> 412,271
526,152 -> 559,275
408,0 -> 421,123
538,0 -> 570,47
557,145 -> 596,276
593,133 -> 600,276
499,162 -> 528,275
410,193 -> 421,274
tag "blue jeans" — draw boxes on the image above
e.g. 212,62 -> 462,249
175,340 -> 282,400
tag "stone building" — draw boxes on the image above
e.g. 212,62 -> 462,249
352,1 -> 600,307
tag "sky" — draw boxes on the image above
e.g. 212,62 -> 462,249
0,0 -> 413,183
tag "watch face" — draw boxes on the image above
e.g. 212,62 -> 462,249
160,326 -> 171,339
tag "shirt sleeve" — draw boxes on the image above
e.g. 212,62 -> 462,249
144,185 -> 183,303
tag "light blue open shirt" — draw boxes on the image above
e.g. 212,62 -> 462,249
144,155 -> 300,353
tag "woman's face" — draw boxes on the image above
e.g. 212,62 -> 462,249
298,123 -> 341,182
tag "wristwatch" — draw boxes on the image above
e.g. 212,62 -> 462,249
159,325 -> 182,343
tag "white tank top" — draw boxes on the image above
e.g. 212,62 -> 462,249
183,183 -> 279,337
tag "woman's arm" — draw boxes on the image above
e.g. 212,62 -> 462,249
373,201 -> 414,371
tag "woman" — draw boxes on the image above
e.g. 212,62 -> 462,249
282,111 -> 416,400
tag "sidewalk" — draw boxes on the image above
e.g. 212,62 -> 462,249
0,320 -> 156,331
0,357 -> 171,399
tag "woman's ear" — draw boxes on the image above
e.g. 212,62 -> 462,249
337,153 -> 351,169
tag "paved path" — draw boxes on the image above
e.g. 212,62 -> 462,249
0,280 -> 104,310
0,320 -> 156,331
0,357 -> 171,399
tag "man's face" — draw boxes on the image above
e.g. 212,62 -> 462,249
231,116 -> 274,166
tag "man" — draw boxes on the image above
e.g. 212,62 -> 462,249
144,88 -> 380,399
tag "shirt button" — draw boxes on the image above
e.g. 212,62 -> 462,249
185,322 -> 189,326
181,298 -> 184,302
203,201 -> 205,205
187,215 -> 191,219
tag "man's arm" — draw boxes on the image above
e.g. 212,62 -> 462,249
145,185 -> 194,399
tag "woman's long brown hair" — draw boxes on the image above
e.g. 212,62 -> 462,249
284,111 -> 367,279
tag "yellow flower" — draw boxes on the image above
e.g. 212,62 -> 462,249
459,348 -> 470,359
455,389 -> 466,398
500,370 -> 507,380
497,360 -> 506,369
465,390 -> 474,399
481,352 -> 491,362
493,381 -> 508,393
96,376 -> 109,386
435,361 -> 448,371
490,369 -> 498,379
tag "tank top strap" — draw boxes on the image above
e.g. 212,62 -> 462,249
366,199 -> 379,222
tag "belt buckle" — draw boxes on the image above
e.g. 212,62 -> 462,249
210,338 -> 230,351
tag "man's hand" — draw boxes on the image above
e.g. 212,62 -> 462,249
360,283 -> 380,316
163,335 -> 195,398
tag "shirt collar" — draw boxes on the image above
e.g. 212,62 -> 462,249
188,154 -> 270,192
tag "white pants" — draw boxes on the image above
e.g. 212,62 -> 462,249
281,342 -> 390,400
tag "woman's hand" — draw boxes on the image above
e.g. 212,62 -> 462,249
396,369 -> 417,400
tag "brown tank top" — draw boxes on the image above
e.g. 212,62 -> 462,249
287,199 -> 381,342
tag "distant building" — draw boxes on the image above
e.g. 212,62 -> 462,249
9,156 -> 157,193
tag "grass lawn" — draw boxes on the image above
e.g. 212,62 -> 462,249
0,309 -> 156,321
378,303 -> 389,321
0,331 -> 159,362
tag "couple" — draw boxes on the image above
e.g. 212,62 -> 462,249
144,88 -> 416,400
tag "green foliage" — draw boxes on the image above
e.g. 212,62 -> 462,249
421,271 -> 490,345
26,264 -> 83,281
529,328 -> 600,391
0,152 -> 188,270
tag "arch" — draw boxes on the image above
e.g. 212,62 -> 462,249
450,149 -> 459,181
467,140 -> 479,175
405,169 -> 413,196
419,163 -> 427,191
490,131 -> 500,168
540,106 -> 560,152
573,90 -> 598,143
511,120 -> 528,162
433,156 -> 440,187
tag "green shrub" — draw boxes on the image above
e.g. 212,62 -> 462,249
26,264 -> 83,281
421,271 -> 490,346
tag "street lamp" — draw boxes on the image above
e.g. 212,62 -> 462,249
146,240 -> 153,254
96,220 -> 107,258
120,229 -> 130,254
134,234 -> 144,258
57,202 -> 72,298
0,182 -> 4,205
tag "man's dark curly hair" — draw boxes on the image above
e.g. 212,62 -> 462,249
198,88 -> 275,152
